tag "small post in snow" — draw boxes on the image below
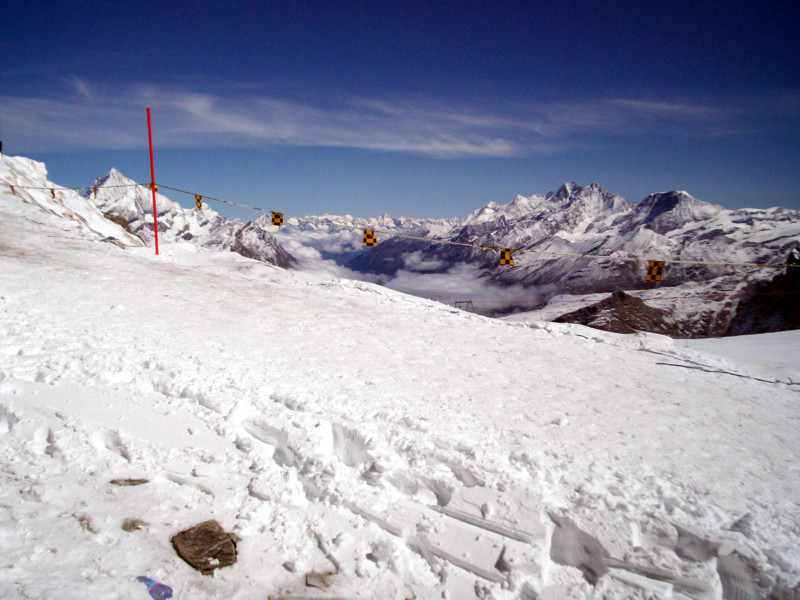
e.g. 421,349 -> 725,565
147,108 -> 160,255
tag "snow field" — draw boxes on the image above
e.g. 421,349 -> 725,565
1,155 -> 800,598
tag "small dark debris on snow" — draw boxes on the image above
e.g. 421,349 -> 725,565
171,520 -> 237,575
110,478 -> 149,486
122,518 -> 148,532
282,560 -> 297,572
72,512 -> 99,534
305,571 -> 335,589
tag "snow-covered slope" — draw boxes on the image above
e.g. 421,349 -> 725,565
87,168 -> 295,268
2,154 -> 800,599
0,156 -> 144,248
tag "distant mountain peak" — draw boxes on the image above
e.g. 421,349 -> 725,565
635,191 -> 724,234
545,181 -> 618,203
92,167 -> 126,187
548,181 -> 579,201
85,168 -> 295,268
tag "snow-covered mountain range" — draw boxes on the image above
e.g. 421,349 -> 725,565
10,153 -> 800,337
349,181 -> 800,291
85,167 -> 461,274
257,211 -> 461,268
346,182 -> 800,333
86,167 -> 800,318
85,168 -> 296,268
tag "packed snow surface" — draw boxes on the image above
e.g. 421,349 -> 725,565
1,155 -> 800,599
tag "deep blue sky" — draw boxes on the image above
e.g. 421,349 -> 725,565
2,1 -> 798,219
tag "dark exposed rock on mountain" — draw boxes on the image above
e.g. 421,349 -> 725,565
551,251 -> 800,338
725,250 -> 800,335
553,291 -> 686,336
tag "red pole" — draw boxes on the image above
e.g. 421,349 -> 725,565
147,107 -> 159,255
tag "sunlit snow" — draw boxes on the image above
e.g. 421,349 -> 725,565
1,154 -> 799,599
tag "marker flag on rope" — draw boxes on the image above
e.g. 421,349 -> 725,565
271,212 -> 284,226
499,248 -> 515,266
92,187 -> 98,198
148,183 -> 157,193
9,185 -> 15,196
195,194 -> 202,210
50,188 -> 56,199
363,229 -> 377,247
646,260 -> 666,282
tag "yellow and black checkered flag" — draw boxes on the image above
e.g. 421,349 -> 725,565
645,260 -> 666,282
50,188 -> 56,199
272,212 -> 284,226
499,248 -> 515,266
363,229 -> 377,247
147,183 -> 157,193
195,194 -> 203,210
92,187 -> 98,199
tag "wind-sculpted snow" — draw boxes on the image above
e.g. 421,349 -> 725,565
1,154 -> 800,598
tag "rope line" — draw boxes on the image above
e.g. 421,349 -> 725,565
156,184 -> 266,212
7,181 -> 798,272
9,183 -> 141,192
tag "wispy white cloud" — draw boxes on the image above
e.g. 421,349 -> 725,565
1,78 -> 796,155
607,99 -> 718,119
63,75 -> 96,99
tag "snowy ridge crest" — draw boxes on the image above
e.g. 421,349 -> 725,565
0,155 -> 144,247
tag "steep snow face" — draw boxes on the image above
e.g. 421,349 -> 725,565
464,182 -> 634,235
2,165 -> 800,599
0,156 -> 144,247
545,181 -> 635,222
630,191 -> 725,235
87,169 -> 295,268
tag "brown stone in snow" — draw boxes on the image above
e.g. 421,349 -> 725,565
171,520 -> 237,575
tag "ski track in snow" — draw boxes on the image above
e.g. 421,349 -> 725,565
1,155 -> 800,599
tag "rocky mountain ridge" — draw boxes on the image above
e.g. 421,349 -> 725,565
348,182 -> 800,295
